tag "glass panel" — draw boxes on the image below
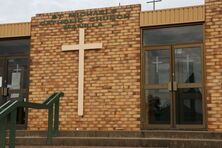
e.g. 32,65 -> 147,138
143,25 -> 203,46
7,58 -> 28,124
145,89 -> 171,124
0,39 -> 30,55
145,50 -> 170,84
175,47 -> 202,83
176,88 -> 203,124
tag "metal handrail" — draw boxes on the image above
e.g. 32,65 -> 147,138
0,101 -> 18,120
42,92 -> 57,105
0,101 -> 11,111
0,92 -> 64,148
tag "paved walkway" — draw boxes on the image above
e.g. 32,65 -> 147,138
12,146 -> 161,148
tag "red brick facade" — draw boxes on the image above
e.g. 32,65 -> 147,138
28,5 -> 141,131
205,0 -> 222,131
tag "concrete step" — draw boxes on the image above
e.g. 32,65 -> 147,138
13,130 -> 222,139
5,130 -> 222,148
7,136 -> 222,148
8,146 -> 153,148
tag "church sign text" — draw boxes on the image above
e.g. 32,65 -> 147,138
39,9 -> 131,29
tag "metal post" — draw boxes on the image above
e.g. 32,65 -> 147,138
54,100 -> 60,136
9,110 -> 17,148
147,0 -> 162,10
47,106 -> 53,144
153,1 -> 155,10
0,117 -> 7,148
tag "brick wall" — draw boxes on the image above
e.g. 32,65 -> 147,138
28,5 -> 141,131
205,0 -> 222,131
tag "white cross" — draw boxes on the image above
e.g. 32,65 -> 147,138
62,28 -> 103,116
186,55 -> 193,75
14,64 -> 22,72
152,56 -> 162,73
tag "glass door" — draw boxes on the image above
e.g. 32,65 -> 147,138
174,44 -> 204,128
143,44 -> 204,129
0,56 -> 28,127
143,46 -> 172,128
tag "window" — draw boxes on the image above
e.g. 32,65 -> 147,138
143,25 -> 203,46
0,38 -> 30,55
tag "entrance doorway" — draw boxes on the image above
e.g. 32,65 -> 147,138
142,24 -> 204,129
143,44 -> 204,129
0,38 -> 29,128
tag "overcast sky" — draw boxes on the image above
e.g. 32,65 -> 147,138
0,0 -> 204,24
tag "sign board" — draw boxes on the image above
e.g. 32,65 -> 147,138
11,72 -> 21,89
0,76 -> 2,87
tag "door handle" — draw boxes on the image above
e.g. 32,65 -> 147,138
0,87 -> 3,95
3,87 -> 8,96
168,81 -> 172,91
173,81 -> 177,91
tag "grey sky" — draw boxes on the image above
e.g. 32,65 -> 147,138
0,0 -> 204,24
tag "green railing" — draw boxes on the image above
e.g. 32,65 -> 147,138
0,92 -> 64,148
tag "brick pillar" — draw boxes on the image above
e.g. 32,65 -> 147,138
205,0 -> 222,131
